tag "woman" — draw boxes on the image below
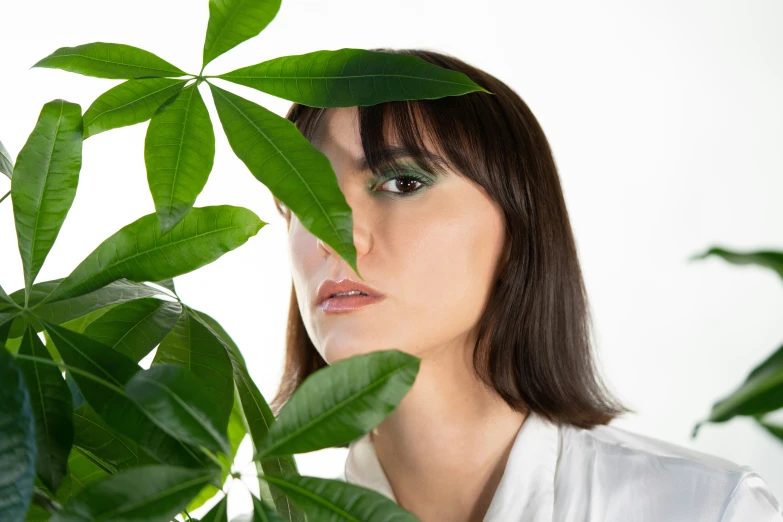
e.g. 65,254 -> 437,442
269,49 -> 782,522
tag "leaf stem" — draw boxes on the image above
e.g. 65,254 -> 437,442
197,445 -> 225,470
32,487 -> 62,513
0,189 -> 9,205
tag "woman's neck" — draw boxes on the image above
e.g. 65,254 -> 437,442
369,338 -> 528,522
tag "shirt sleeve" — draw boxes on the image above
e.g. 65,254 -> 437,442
720,472 -> 783,522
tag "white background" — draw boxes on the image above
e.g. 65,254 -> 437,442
1,0 -> 782,518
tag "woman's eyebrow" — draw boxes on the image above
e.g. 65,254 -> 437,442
354,146 -> 446,172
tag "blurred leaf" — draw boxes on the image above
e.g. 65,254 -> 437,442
37,205 -> 265,305
145,83 -> 215,234
250,493 -> 284,522
202,0 -> 281,68
693,341 -> 783,437
49,465 -> 220,522
258,350 -> 419,458
17,323 -> 74,493
153,307 -> 233,428
80,297 -> 181,362
33,43 -> 186,79
0,345 -> 37,521
11,99 -> 83,303
260,475 -> 419,522
208,83 -> 359,278
756,418 -> 783,443
690,247 -> 783,282
0,139 -> 12,179
125,364 -> 231,456
83,77 -> 189,138
188,308 -> 303,522
42,320 -> 210,469
200,495 -> 228,522
217,48 -> 492,107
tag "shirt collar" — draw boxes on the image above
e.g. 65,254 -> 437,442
344,409 -> 561,522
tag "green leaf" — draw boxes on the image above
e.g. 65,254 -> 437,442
125,364 -> 231,456
49,465 -> 220,522
11,99 -> 83,304
59,448 -> 109,500
41,320 -> 210,469
31,447 -> 112,518
0,283 -> 18,310
145,83 -> 215,234
83,77 -> 189,138
0,346 -> 37,521
208,83 -> 359,278
152,278 -> 178,296
260,475 -> 419,522
17,323 -> 74,493
200,495 -> 228,522
258,350 -> 419,458
0,139 -> 13,179
756,418 -> 783,443
6,279 -> 165,340
153,307 -> 233,429
8,279 -> 62,307
72,402 -> 157,473
60,304 -> 118,334
217,48 -> 492,107
26,279 -> 168,329
80,297 -> 182,362
693,342 -> 783,437
0,312 -> 17,346
186,390 -> 246,512
202,0 -> 282,68
689,247 -> 783,282
188,308 -> 304,522
37,205 -> 265,305
251,493 -> 284,522
33,43 -> 186,80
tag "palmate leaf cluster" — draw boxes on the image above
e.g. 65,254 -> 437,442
0,0 -> 495,520
28,0 -> 491,280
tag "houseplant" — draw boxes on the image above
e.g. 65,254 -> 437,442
690,248 -> 783,444
0,0 -> 493,520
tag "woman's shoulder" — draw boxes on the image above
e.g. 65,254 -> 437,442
555,421 -> 783,521
561,420 -> 750,473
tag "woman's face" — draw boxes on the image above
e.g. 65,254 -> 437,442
287,106 -> 509,365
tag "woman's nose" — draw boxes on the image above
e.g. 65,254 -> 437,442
316,188 -> 373,260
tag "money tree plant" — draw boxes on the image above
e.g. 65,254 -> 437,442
0,0 -> 493,521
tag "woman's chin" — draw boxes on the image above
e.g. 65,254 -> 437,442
323,344 -> 408,365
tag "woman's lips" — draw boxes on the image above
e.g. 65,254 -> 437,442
317,294 -> 386,313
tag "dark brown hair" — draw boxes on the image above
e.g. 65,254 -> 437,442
269,48 -> 635,445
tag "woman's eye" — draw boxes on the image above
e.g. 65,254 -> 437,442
375,175 -> 427,196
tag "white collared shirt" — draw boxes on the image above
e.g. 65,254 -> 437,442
341,409 -> 783,521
